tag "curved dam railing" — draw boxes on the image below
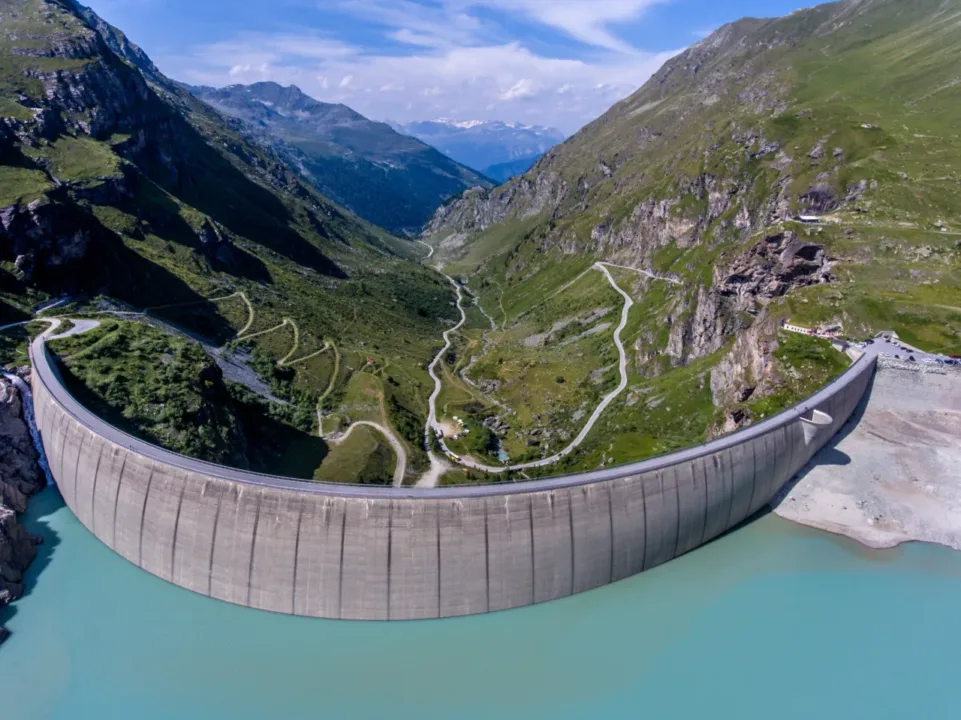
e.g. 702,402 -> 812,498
30,336 -> 876,619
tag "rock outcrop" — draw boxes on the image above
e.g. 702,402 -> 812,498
422,0 -> 961,432
0,374 -> 45,641
0,199 -> 92,282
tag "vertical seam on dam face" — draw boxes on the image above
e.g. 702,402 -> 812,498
292,495 -> 304,616
88,441 -> 105,534
747,441 -> 758,522
71,430 -> 86,508
785,420 -> 798,480
640,478 -> 649,571
607,483 -> 614,584
111,452 -> 128,549
435,503 -> 442,618
672,469 -> 681,559
698,459 -> 709,547
338,508 -> 347,620
386,500 -> 393,621
32,334 -> 876,620
53,410 -> 68,486
170,472 -> 188,581
719,454 -> 733,532
529,495 -> 536,602
207,486 -> 223,598
484,503 -> 491,613
245,490 -> 263,608
568,493 -> 576,597
138,465 -> 155,568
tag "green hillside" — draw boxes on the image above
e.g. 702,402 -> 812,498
0,0 -> 457,482
190,82 -> 492,235
424,0 -> 961,474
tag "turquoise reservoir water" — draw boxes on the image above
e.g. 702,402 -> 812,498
3,488 -> 961,720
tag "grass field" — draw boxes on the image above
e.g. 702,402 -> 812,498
314,425 -> 396,485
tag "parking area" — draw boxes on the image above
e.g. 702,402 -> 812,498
856,336 -> 959,366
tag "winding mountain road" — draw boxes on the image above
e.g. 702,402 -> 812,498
417,240 -> 435,260
416,273 -> 468,487
0,317 -> 100,341
329,420 -> 408,486
416,262 -> 636,485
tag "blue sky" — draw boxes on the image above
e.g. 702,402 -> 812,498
86,0 -> 809,134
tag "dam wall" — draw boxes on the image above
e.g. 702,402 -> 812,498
30,336 -> 876,619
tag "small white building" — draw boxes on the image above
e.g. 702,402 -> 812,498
782,322 -> 815,335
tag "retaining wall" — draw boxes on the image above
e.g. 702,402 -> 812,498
30,337 -> 876,619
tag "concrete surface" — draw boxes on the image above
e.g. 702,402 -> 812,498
775,360 -> 961,550
31,334 -> 875,620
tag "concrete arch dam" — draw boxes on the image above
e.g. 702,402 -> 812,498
30,336 -> 876,620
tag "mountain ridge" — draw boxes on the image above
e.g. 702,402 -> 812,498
422,0 -> 960,472
1,0 -> 460,482
394,118 -> 565,181
190,82 -> 492,234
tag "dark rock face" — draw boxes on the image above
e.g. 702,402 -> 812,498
0,376 -> 45,631
718,231 -> 834,304
799,182 -> 838,214
0,377 -> 44,514
0,199 -> 92,281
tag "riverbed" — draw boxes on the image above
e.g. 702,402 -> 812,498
2,488 -> 961,719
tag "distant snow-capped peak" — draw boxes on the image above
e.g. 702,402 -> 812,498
424,118 -> 561,135
431,118 -> 488,129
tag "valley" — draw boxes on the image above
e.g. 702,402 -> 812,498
6,0 -> 961,711
0,0 -> 462,487
422,0 -> 961,480
191,83 -> 492,235
2,0 -> 960,491
421,261 -> 638,481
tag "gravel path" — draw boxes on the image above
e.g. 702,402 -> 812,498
417,274 -> 468,487
417,240 -> 435,260
417,262 -> 635,484
330,420 -> 408,487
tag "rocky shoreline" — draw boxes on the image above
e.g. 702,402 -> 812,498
0,372 -> 45,644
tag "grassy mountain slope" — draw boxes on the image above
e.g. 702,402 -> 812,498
190,83 -> 492,235
424,0 -> 961,474
0,0 -> 458,482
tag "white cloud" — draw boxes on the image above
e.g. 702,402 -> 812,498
158,1 -> 684,134
498,78 -> 537,100
454,0 -> 668,53
338,0 -> 491,50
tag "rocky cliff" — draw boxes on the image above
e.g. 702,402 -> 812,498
0,0 -> 429,299
0,373 -> 44,642
191,82 -> 492,235
2,0 -> 466,474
